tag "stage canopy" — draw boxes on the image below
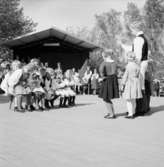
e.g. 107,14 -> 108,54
0,27 -> 100,71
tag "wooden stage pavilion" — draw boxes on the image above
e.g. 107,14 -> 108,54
1,27 -> 99,71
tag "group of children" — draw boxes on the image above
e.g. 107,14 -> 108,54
0,59 -> 76,112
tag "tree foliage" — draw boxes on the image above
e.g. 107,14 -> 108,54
67,0 -> 164,77
0,0 -> 37,59
94,9 -> 122,50
0,0 -> 37,41
144,0 -> 164,53
123,3 -> 144,40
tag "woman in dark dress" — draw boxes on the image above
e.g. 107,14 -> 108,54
99,50 -> 119,119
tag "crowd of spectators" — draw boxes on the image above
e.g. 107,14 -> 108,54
0,58 -> 101,112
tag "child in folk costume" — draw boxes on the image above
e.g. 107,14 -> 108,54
82,66 -> 92,94
28,59 -> 46,110
7,60 -> 26,111
91,68 -> 99,95
30,58 -> 41,68
0,63 -> 14,109
44,68 -> 57,108
51,70 -> 76,107
63,69 -> 76,106
99,50 -> 119,119
30,71 -> 46,110
0,63 -> 12,95
51,73 -> 68,107
22,64 -> 36,111
55,62 -> 63,80
72,68 -> 82,94
121,52 -> 143,118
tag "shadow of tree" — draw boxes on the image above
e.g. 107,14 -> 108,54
145,105 -> 164,116
115,112 -> 128,117
51,103 -> 95,110
0,95 -> 9,104
73,103 -> 95,107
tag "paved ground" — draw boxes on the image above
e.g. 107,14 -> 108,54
0,95 -> 164,167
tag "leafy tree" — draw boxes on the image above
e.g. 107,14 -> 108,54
0,0 -> 37,41
66,26 -> 93,43
0,0 -> 37,59
123,2 -> 144,41
66,1 -> 164,75
144,0 -> 164,53
143,0 -> 164,79
94,9 -> 122,51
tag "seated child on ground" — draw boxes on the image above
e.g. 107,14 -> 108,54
30,71 -> 46,110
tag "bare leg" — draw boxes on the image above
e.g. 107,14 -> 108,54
9,95 -> 14,110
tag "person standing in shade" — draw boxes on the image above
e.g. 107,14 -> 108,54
99,49 -> 119,119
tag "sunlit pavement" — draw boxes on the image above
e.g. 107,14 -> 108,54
0,95 -> 164,167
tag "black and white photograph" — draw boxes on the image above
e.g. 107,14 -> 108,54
0,0 -> 164,166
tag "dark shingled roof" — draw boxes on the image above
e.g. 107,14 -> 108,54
0,27 -> 100,51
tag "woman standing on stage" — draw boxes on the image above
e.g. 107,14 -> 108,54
99,50 -> 119,119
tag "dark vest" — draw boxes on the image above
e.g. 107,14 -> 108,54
132,34 -> 148,61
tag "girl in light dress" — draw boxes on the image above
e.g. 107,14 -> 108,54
0,63 -> 12,96
82,66 -> 92,94
0,62 -> 14,109
1,61 -> 35,111
51,69 -> 76,107
30,71 -> 46,110
121,52 -> 143,118
28,59 -> 46,110
63,69 -> 76,106
7,60 -> 25,111
51,71 -> 67,107
71,68 -> 81,94
21,64 -> 33,111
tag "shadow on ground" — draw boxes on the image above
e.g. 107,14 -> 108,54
0,95 -> 9,104
31,103 -> 95,112
145,105 -> 164,116
115,112 -> 128,117
74,103 -> 95,107
114,105 -> 164,118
